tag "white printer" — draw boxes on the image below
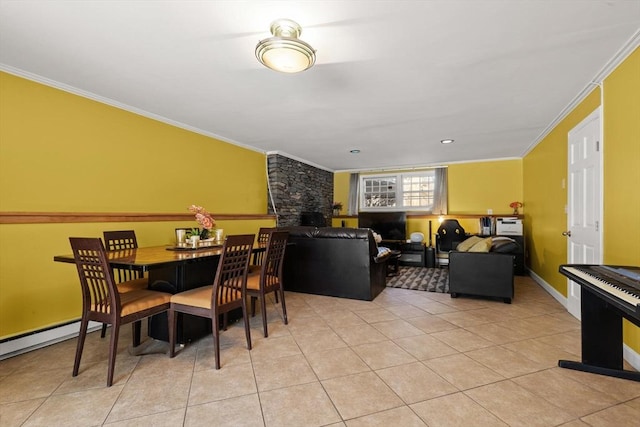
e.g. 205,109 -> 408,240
496,217 -> 523,236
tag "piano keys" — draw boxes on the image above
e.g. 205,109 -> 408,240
561,265 -> 640,317
559,264 -> 640,382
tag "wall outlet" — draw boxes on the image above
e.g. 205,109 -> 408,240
487,209 -> 493,215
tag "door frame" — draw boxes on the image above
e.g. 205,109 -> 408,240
566,106 -> 604,319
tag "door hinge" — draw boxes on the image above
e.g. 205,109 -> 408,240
596,140 -> 600,152
595,220 -> 599,232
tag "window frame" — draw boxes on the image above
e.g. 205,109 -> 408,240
359,170 -> 437,212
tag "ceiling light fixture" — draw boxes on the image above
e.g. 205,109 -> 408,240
255,19 -> 316,73
350,149 -> 361,154
440,139 -> 454,144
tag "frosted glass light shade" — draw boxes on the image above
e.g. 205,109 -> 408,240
255,19 -> 316,73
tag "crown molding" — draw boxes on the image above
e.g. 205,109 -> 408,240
521,29 -> 640,157
334,156 -> 521,174
266,151 -> 334,172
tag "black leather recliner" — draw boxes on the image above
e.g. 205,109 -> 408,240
280,226 -> 391,301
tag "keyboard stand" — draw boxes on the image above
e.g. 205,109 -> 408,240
558,286 -> 640,382
558,360 -> 640,381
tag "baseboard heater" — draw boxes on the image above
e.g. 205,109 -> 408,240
0,321 -> 102,360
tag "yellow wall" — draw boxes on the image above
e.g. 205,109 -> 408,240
602,49 -> 640,266
0,73 -> 267,213
333,159 -> 523,238
0,72 -> 273,338
333,173 -> 351,215
523,90 -> 601,295
523,48 -> 639,354
335,160 -> 522,217
602,48 -> 640,352
448,160 -> 523,215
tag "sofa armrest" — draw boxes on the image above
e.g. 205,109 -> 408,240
374,247 -> 392,264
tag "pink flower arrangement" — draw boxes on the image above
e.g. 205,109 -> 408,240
188,205 -> 215,237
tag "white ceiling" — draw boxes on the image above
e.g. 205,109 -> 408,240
1,1 -> 639,171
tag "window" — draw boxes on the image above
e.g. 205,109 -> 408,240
362,176 -> 397,208
360,169 -> 444,212
403,174 -> 434,208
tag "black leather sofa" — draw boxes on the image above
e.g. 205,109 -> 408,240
448,236 -> 522,303
279,226 -> 391,301
449,251 -> 514,303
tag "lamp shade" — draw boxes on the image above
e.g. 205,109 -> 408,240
256,19 -> 316,73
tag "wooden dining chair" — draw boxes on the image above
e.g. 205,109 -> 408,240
246,230 -> 289,338
102,230 -> 148,291
249,228 -> 280,303
101,230 -> 149,341
168,234 -> 255,369
249,228 -> 274,273
69,237 -> 171,386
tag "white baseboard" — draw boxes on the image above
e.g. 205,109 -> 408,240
624,344 -> 640,372
529,269 -> 640,372
0,321 -> 101,360
529,269 -> 567,308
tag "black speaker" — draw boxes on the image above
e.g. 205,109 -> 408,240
428,220 -> 433,247
425,247 -> 436,268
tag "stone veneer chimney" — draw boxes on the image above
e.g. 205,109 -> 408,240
267,154 -> 334,227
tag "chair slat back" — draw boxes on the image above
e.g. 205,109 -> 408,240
70,237 -> 120,317
103,230 -> 139,250
252,227 -> 274,266
257,228 -> 273,245
262,231 -> 289,289
213,234 -> 254,306
103,230 -> 143,282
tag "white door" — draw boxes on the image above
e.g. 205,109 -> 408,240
566,107 -> 602,319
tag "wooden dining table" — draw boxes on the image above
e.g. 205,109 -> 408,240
54,244 -> 226,271
54,243 -> 264,343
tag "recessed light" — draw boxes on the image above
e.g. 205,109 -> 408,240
440,139 -> 454,144
350,149 -> 361,154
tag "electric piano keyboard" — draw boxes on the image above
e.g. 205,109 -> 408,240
561,265 -> 640,319
558,264 -> 640,382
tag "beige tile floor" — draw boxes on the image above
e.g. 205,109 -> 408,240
1,275 -> 639,426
